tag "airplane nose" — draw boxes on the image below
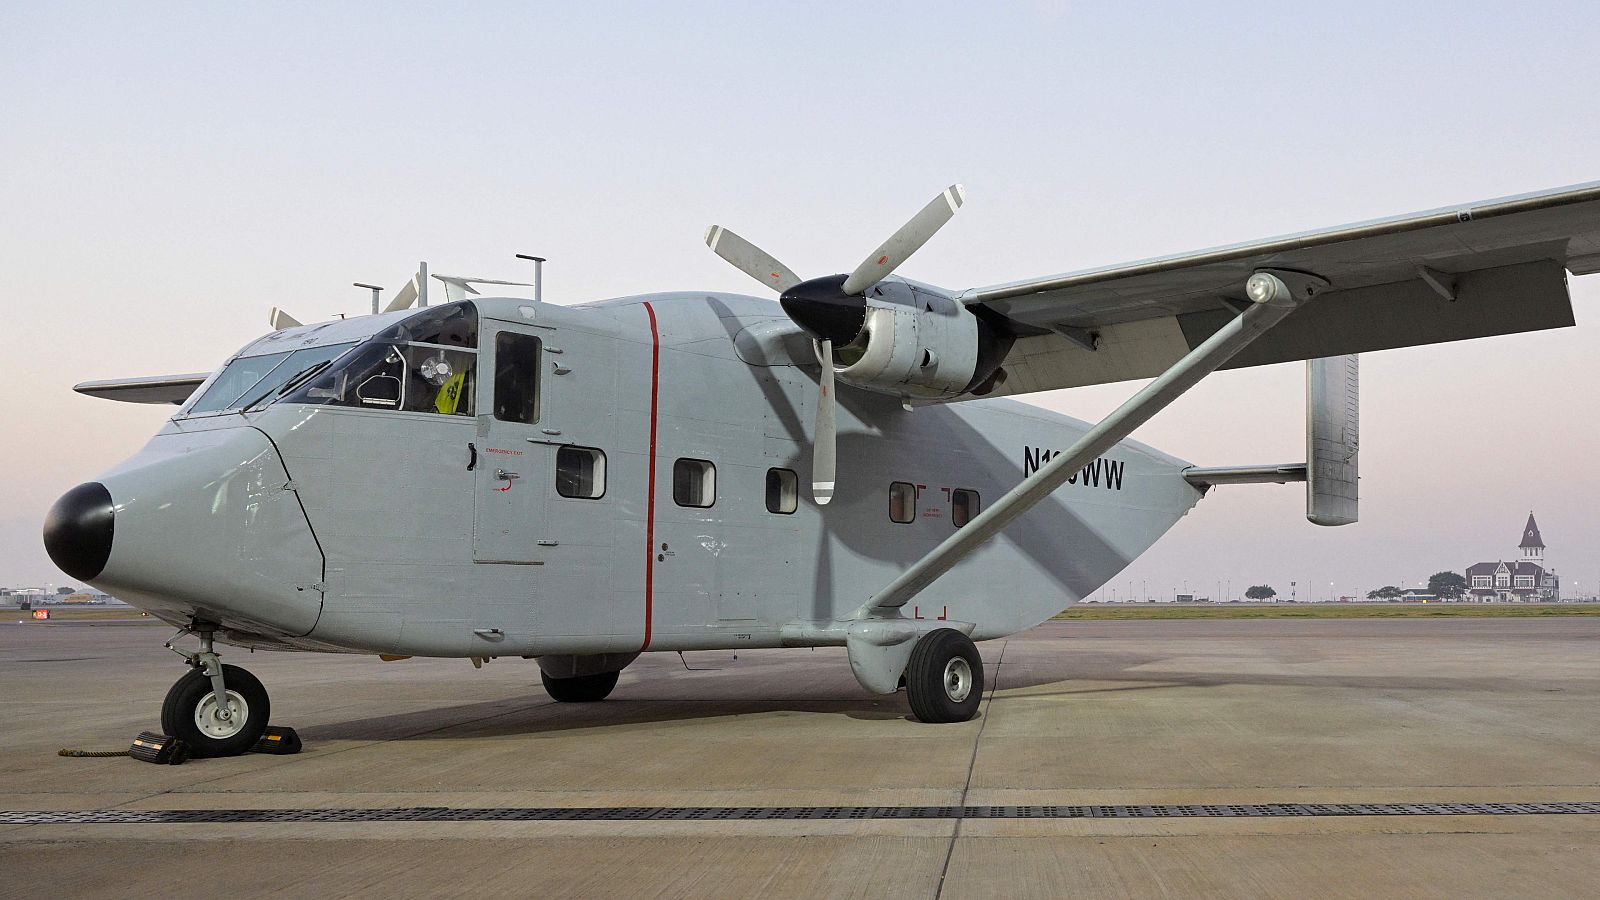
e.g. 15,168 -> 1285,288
43,482 -> 115,581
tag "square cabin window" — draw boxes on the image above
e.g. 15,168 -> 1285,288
766,468 -> 798,514
556,446 -> 606,499
889,482 -> 916,524
493,332 -> 541,424
673,458 -> 716,508
952,489 -> 980,528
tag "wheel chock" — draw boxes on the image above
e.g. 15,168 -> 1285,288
128,731 -> 191,765
250,726 -> 302,755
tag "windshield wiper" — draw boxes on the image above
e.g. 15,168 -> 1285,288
241,359 -> 334,412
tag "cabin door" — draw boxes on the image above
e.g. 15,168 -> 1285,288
472,321 -> 554,564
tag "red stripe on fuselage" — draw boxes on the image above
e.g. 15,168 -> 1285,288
642,301 -> 660,651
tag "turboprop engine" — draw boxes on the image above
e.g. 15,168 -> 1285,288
777,275 -> 1012,402
705,184 -> 1013,504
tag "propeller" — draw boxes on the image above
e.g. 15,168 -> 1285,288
703,184 -> 967,505
840,184 -> 965,295
268,307 -> 302,330
814,337 -> 837,505
704,225 -> 803,293
383,273 -> 422,313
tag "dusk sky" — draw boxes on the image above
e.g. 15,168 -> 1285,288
5,2 -> 1597,599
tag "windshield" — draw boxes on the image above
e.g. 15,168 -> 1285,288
185,343 -> 356,416
280,301 -> 479,418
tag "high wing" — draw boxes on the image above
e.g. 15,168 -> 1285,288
74,373 -> 208,405
959,181 -> 1600,396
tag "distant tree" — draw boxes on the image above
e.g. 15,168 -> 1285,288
1366,585 -> 1404,600
57,586 -> 75,595
1245,584 -> 1277,600
1428,571 -> 1468,600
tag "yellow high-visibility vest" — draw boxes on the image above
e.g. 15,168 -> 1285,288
434,372 -> 468,415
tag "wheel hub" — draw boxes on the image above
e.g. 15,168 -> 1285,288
943,657 -> 973,703
195,691 -> 249,740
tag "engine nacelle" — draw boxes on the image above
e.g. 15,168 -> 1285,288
832,281 -> 1012,401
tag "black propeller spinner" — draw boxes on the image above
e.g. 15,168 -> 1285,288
778,275 -> 866,346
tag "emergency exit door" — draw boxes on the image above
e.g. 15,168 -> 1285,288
472,324 -> 552,564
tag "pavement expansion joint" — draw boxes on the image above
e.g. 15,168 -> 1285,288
5,802 -> 1600,825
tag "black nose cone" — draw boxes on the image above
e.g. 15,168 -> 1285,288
43,482 -> 115,581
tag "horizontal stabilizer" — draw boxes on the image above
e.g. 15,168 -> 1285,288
431,274 -> 533,304
74,373 -> 208,405
1180,355 -> 1357,524
1184,463 -> 1307,487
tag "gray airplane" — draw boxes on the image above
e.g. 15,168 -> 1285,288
44,182 -> 1599,757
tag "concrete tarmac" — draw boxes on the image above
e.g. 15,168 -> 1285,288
1,617 -> 1597,898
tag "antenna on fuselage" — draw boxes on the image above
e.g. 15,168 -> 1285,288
353,283 -> 383,316
515,254 -> 546,302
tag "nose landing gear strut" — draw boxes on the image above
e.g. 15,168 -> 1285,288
162,627 -> 271,758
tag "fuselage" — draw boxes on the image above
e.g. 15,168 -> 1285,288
60,292 -> 1205,656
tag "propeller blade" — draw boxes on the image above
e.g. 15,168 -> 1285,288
268,307 -> 302,330
704,225 -> 803,293
840,184 -> 966,295
813,339 -> 837,506
382,276 -> 420,313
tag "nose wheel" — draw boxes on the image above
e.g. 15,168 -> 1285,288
160,630 -> 270,757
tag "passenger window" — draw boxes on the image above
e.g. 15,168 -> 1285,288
673,459 -> 716,508
889,482 -> 916,524
493,332 -> 542,423
556,446 -> 606,499
952,489 -> 979,527
765,468 -> 798,514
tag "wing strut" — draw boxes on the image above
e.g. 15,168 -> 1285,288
852,271 -> 1311,619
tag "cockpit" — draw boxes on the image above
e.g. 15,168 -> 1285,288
177,302 -> 479,419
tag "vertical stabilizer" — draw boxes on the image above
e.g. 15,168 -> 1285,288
1307,354 -> 1358,525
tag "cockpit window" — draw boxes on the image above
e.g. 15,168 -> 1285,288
186,351 -> 294,415
184,343 -> 355,416
370,302 -> 477,349
280,302 -> 479,417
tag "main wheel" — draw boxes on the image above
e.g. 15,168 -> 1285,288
541,669 -> 620,703
160,664 -> 270,758
905,628 -> 984,723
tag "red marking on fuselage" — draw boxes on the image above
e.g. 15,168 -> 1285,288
642,301 -> 661,651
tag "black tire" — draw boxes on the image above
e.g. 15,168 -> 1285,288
905,628 -> 984,723
541,669 -> 620,703
160,664 -> 270,758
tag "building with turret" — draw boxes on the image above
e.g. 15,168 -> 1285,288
1465,513 -> 1560,602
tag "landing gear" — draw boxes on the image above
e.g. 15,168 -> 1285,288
160,629 -> 270,757
540,669 -> 619,703
905,628 -> 983,723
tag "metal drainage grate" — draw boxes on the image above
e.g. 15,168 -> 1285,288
3,801 -> 1600,826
